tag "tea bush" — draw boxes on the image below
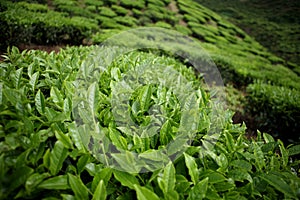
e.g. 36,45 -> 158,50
246,82 -> 300,143
0,1 -> 98,47
0,46 -> 299,200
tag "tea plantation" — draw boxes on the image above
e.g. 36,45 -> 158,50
0,0 -> 300,199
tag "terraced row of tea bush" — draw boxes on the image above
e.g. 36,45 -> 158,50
198,0 -> 300,68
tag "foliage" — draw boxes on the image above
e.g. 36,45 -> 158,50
0,46 -> 300,200
0,1 -> 98,47
198,0 -> 300,66
246,82 -> 300,143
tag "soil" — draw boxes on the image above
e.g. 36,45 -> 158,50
0,43 -> 66,62
18,43 -> 66,53
232,111 -> 257,139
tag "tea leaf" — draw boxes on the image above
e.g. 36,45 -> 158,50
8,166 -> 34,192
228,169 -> 253,183
92,180 -> 106,200
25,173 -> 50,192
109,127 -> 127,150
139,85 -> 152,112
134,185 -> 160,200
68,173 -> 90,200
230,160 -> 252,172
91,168 -> 112,192
29,71 -> 39,91
54,129 -> 73,149
259,173 -> 296,198
38,175 -> 70,190
35,90 -> 46,115
113,170 -> 139,189
162,162 -> 176,193
50,86 -> 64,106
184,153 -> 199,185
187,177 -> 208,200
87,82 -> 99,115
278,140 -> 288,167
287,144 -> 300,156
14,67 -> 23,89
49,141 -> 68,175
253,142 -> 265,171
77,154 -> 90,174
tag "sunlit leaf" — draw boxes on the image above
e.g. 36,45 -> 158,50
184,153 -> 199,185
35,90 -> 45,115
113,170 -> 139,189
29,72 -> 39,91
92,180 -> 106,200
49,141 -> 68,176
68,173 -> 90,200
134,184 -> 160,200
187,177 -> 208,200
259,173 -> 296,198
38,175 -> 70,190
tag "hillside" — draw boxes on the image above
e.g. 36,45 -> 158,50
198,0 -> 300,68
0,0 -> 300,199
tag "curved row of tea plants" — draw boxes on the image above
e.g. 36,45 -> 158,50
0,46 -> 300,199
1,0 -> 300,141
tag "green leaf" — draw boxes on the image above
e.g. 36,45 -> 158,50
253,142 -> 265,171
175,175 -> 191,192
167,138 -> 188,155
87,82 -> 99,115
109,127 -> 127,150
199,170 -> 226,184
138,149 -> 168,162
134,185 -> 160,200
214,180 -> 235,192
112,151 -> 141,173
228,169 -> 253,183
43,148 -> 51,169
14,67 -> 23,89
139,85 -> 152,112
35,90 -> 46,115
230,160 -> 252,172
68,123 -> 87,152
92,180 -> 106,200
91,168 -> 112,192
38,175 -> 70,190
184,153 -> 199,185
68,173 -> 90,200
224,130 -> 235,152
162,162 -> 176,193
3,88 -> 22,106
262,133 -> 275,143
25,173 -> 50,193
113,170 -> 139,189
259,173 -> 296,198
160,120 -> 172,145
287,144 -> 300,156
50,86 -> 64,106
187,177 -> 208,200
54,129 -> 73,149
61,194 -> 75,200
0,83 -> 2,105
49,141 -> 69,176
215,153 -> 228,170
278,140 -> 288,167
8,166 -> 34,192
29,71 -> 39,91
77,154 -> 90,174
